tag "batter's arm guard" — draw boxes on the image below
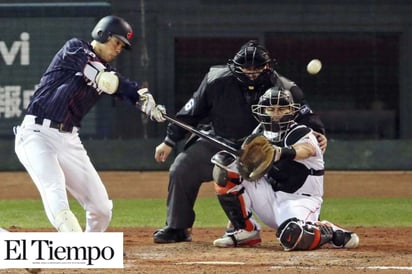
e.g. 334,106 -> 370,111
83,60 -> 119,94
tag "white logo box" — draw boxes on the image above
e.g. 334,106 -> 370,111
0,232 -> 123,269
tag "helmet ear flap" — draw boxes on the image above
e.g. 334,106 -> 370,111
96,30 -> 109,43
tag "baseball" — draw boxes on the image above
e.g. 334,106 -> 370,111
307,59 -> 322,75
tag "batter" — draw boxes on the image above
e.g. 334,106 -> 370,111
14,15 -> 165,232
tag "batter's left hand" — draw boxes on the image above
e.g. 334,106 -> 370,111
138,88 -> 156,113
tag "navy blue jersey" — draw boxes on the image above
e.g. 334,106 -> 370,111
26,38 -> 141,128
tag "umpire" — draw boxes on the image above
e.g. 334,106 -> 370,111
153,40 -> 326,243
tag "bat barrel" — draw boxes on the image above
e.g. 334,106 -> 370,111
163,114 -> 239,155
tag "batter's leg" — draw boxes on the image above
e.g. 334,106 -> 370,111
14,125 -> 82,232
54,209 -> 82,232
59,135 -> 112,232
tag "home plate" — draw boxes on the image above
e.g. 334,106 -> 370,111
176,261 -> 245,265
359,266 -> 412,271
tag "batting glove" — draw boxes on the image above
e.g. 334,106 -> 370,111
137,88 -> 166,122
151,105 -> 166,122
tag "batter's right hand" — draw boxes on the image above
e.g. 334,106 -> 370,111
150,105 -> 166,122
155,142 -> 173,163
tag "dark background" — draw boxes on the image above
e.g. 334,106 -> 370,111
0,0 -> 411,170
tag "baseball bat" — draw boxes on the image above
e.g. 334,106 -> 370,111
136,100 -> 239,154
163,114 -> 239,155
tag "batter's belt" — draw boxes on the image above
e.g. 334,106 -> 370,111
22,115 -> 78,133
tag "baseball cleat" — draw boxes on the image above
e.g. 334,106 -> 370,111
153,227 -> 192,243
320,220 -> 360,249
342,232 -> 360,249
213,229 -> 261,248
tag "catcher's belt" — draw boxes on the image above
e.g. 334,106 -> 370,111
308,169 -> 325,176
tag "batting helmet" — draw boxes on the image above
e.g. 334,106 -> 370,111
251,87 -> 300,142
228,40 -> 274,90
91,15 -> 133,49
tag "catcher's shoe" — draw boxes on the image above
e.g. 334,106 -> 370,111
213,229 -> 261,248
319,221 -> 359,249
153,227 -> 192,243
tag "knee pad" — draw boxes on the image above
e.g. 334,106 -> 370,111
212,151 -> 240,188
213,157 -> 241,196
54,209 -> 82,232
213,165 -> 241,188
277,218 -> 333,251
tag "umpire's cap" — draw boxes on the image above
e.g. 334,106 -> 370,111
91,15 -> 133,49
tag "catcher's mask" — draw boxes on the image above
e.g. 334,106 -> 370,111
228,40 -> 274,91
251,87 -> 300,142
91,15 -> 133,49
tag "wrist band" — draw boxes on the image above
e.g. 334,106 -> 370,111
281,147 -> 296,160
164,138 -> 175,148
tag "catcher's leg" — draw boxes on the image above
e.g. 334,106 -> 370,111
211,151 -> 261,247
276,218 -> 359,251
318,220 -> 360,249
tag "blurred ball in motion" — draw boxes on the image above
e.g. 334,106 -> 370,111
307,59 -> 322,75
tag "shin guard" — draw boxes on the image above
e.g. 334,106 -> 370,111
212,150 -> 254,231
277,218 -> 333,251
215,182 -> 254,231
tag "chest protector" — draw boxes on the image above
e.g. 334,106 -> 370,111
266,125 -> 323,193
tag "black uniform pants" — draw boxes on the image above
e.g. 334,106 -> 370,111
166,139 -> 221,229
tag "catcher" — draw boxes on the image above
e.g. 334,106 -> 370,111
211,87 -> 359,251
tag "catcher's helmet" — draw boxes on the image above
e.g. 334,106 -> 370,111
251,87 -> 300,142
91,15 -> 133,49
228,40 -> 273,90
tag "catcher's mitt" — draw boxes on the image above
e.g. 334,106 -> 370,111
237,134 -> 279,181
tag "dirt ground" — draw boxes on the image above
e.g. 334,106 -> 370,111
1,171 -> 412,274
